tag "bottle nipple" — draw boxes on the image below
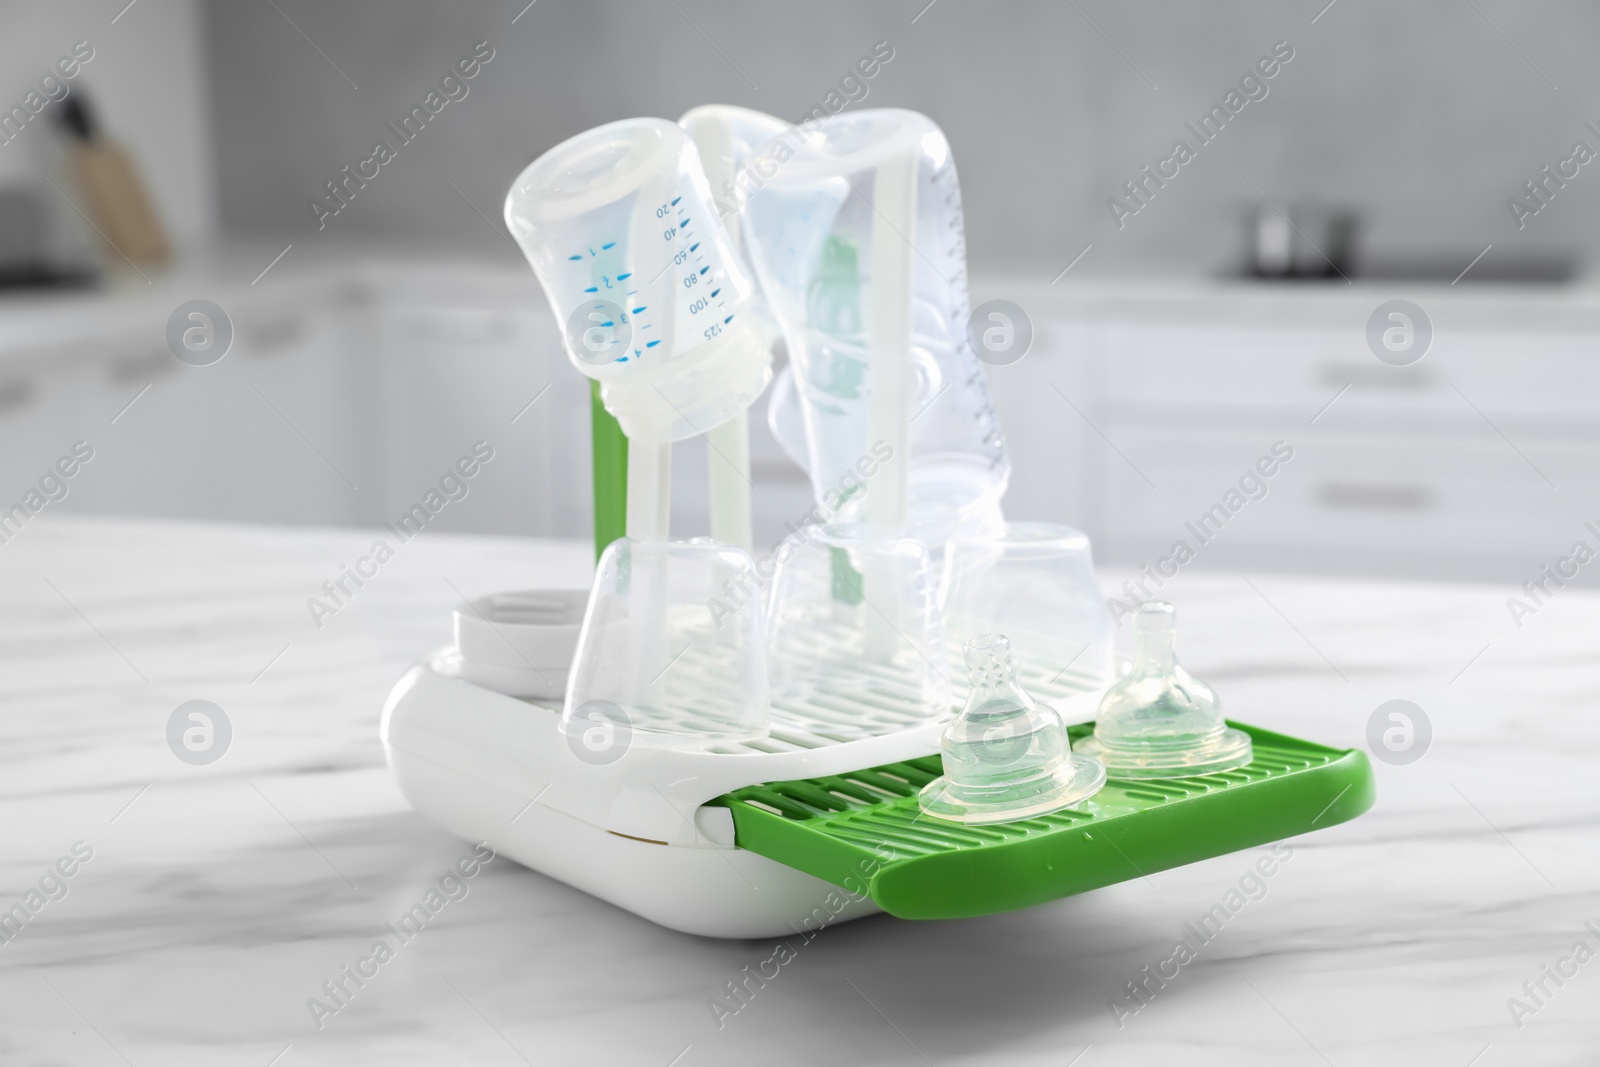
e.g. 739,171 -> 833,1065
1130,601 -> 1177,673
919,634 -> 1106,824
1074,602 -> 1253,778
964,632 -> 1016,688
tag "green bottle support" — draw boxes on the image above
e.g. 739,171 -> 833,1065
590,379 -> 628,561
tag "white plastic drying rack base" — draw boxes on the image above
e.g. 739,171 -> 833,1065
381,647 -> 1109,938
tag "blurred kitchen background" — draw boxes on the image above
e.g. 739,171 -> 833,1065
3,0 -> 1598,584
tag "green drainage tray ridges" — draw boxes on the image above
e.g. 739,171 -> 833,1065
714,721 -> 1375,920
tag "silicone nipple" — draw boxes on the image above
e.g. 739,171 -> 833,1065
918,634 -> 1106,824
1074,602 -> 1253,778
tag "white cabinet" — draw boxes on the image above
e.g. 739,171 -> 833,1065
0,287 -> 368,529
48,287 -> 371,527
370,281 -> 591,540
1102,321 -> 1600,431
3,264 -> 598,539
1101,427 -> 1599,578
0,352 -> 108,520
984,310 -> 1096,530
1080,292 -> 1600,581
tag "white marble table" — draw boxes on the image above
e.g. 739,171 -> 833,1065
1,515 -> 1595,1066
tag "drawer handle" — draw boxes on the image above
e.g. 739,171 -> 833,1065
0,378 -> 34,416
109,351 -> 174,384
1316,482 -> 1431,510
410,311 -> 516,344
1320,362 -> 1431,389
246,316 -> 307,354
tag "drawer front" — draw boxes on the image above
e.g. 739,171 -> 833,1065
1103,323 -> 1600,427
1099,428 -> 1595,561
375,303 -> 590,538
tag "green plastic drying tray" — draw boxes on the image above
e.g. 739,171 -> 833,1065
712,720 -> 1374,920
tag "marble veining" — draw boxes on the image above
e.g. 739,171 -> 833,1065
0,515 -> 1596,1065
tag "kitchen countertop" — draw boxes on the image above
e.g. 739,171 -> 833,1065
2,514 -> 1596,1065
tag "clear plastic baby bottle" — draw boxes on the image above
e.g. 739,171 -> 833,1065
504,117 -> 770,446
678,106 -> 793,546
678,105 -> 789,261
764,523 -> 951,738
940,522 -> 1115,709
564,537 -> 769,746
741,109 -> 1009,552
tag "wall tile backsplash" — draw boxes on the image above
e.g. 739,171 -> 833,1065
206,0 -> 1600,276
